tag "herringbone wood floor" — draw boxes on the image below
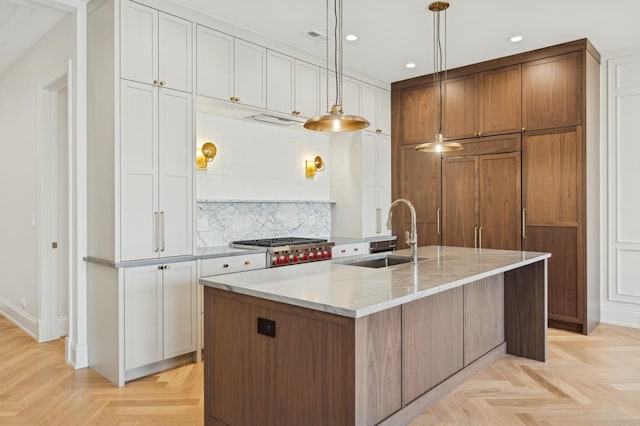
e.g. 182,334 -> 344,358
1,314 -> 639,425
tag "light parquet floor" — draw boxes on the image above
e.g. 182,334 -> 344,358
1,314 -> 640,425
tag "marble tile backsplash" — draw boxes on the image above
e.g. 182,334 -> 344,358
197,201 -> 332,247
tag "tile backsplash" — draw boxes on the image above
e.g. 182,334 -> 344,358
197,201 -> 332,247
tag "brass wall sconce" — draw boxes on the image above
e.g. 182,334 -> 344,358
196,142 -> 217,170
305,156 -> 325,178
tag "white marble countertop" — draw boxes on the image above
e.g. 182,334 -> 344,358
199,245 -> 551,318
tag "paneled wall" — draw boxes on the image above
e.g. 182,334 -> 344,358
604,53 -> 640,328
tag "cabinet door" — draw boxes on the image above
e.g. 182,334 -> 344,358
479,65 -> 521,136
125,266 -> 163,370
442,156 -> 477,248
361,83 -> 378,131
163,261 -> 197,358
362,133 -> 378,237
158,13 -> 192,92
120,81 -> 159,261
266,50 -> 294,114
377,88 -> 391,135
234,39 -> 266,108
523,52 -> 582,131
523,128 -> 582,324
321,70 -> 360,116
399,84 -> 438,145
444,74 -> 478,139
196,25 -> 233,100
294,60 -> 320,118
158,89 -> 193,258
376,134 -> 392,235
121,1 -> 157,85
478,152 -> 521,250
397,145 -> 441,247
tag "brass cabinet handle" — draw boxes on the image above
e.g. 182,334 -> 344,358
376,129 -> 382,133
229,96 -> 234,101
478,132 -> 482,136
474,227 -> 479,248
341,249 -> 346,253
376,208 -> 382,233
522,127 -> 526,132
159,80 -> 165,86
235,97 -> 240,102
158,265 -> 163,270
160,211 -> 165,252
154,212 -> 159,253
244,260 -> 251,265
153,79 -> 159,85
223,263 -> 229,268
479,227 -> 483,249
522,208 -> 527,238
437,208 -> 441,235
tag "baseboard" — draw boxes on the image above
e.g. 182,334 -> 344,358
66,337 -> 89,369
0,298 -> 39,339
601,306 -> 640,329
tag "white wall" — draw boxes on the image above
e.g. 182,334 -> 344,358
196,113 -> 331,201
601,51 -> 640,329
0,13 -> 76,336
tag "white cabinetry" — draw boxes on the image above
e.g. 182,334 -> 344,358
266,51 -> 320,119
330,132 -> 391,238
332,242 -> 368,258
120,81 -> 193,261
361,83 -> 391,134
196,25 -> 266,108
121,0 -> 192,92
321,70 -> 361,116
124,261 -> 197,372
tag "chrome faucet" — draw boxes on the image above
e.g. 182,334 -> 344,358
386,199 -> 418,263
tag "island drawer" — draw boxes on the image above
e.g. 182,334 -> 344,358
200,253 -> 266,277
332,242 -> 368,258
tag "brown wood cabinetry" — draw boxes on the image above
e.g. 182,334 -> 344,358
398,83 -> 438,145
523,52 -> 582,131
442,148 -> 521,250
392,39 -> 600,334
464,275 -> 505,366
396,144 -> 441,249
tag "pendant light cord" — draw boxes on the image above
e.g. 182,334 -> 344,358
334,0 -> 342,110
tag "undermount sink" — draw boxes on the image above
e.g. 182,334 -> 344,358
340,254 -> 426,269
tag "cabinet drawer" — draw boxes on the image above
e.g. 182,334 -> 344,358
332,242 -> 368,258
200,253 -> 266,276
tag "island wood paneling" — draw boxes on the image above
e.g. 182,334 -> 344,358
464,275 -> 505,366
402,287 -> 464,406
504,260 -> 547,361
354,306 -> 402,425
204,288 -> 355,426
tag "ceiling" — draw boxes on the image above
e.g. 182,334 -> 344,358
1,0 -> 639,83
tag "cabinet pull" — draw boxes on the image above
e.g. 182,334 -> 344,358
159,80 -> 165,86
376,208 -> 381,233
223,263 -> 229,268
354,248 -> 359,252
153,79 -> 159,85
479,227 -> 483,249
341,249 -> 346,253
437,208 -> 441,235
474,226 -> 479,248
235,97 -> 240,102
158,265 -> 163,270
522,208 -> 527,238
154,212 -> 159,253
376,129 -> 382,133
244,260 -> 251,265
160,211 -> 165,252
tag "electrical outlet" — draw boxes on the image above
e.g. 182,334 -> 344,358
21,297 -> 26,308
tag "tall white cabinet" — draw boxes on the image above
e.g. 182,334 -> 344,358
87,0 -> 196,387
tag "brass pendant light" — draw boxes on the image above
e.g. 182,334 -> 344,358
303,0 -> 369,132
415,1 -> 463,153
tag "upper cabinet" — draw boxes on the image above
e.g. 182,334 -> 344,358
398,83 -> 438,145
266,51 -> 320,118
121,1 -> 192,92
522,52 -> 581,131
320,70 -> 361,118
362,83 -> 391,135
444,66 -> 521,139
196,25 -> 266,109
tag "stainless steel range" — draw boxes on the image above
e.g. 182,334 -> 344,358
232,237 -> 335,268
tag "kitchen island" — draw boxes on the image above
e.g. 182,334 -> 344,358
200,246 -> 550,426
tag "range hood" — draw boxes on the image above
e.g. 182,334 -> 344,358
246,114 -> 304,127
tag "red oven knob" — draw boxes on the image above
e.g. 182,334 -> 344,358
321,251 -> 329,258
301,253 -> 308,261
278,256 -> 286,265
314,251 -> 321,259
326,251 -> 332,258
293,255 -> 299,262
284,256 -> 290,263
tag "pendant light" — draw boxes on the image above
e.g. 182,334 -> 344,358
415,1 -> 463,153
304,0 -> 369,132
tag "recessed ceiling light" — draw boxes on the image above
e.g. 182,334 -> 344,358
406,62 -> 416,69
510,35 -> 523,43
345,34 -> 358,41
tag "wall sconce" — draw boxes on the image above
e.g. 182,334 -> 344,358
305,155 -> 325,178
196,142 -> 217,170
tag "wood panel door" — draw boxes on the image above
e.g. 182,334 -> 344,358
396,145 -> 441,248
479,65 -> 522,136
478,152 -> 522,250
444,74 -> 478,139
399,84 -> 438,145
523,127 -> 583,327
523,52 -> 582,131
442,156 -> 477,248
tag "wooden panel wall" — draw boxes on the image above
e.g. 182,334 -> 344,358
464,274 -> 505,365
